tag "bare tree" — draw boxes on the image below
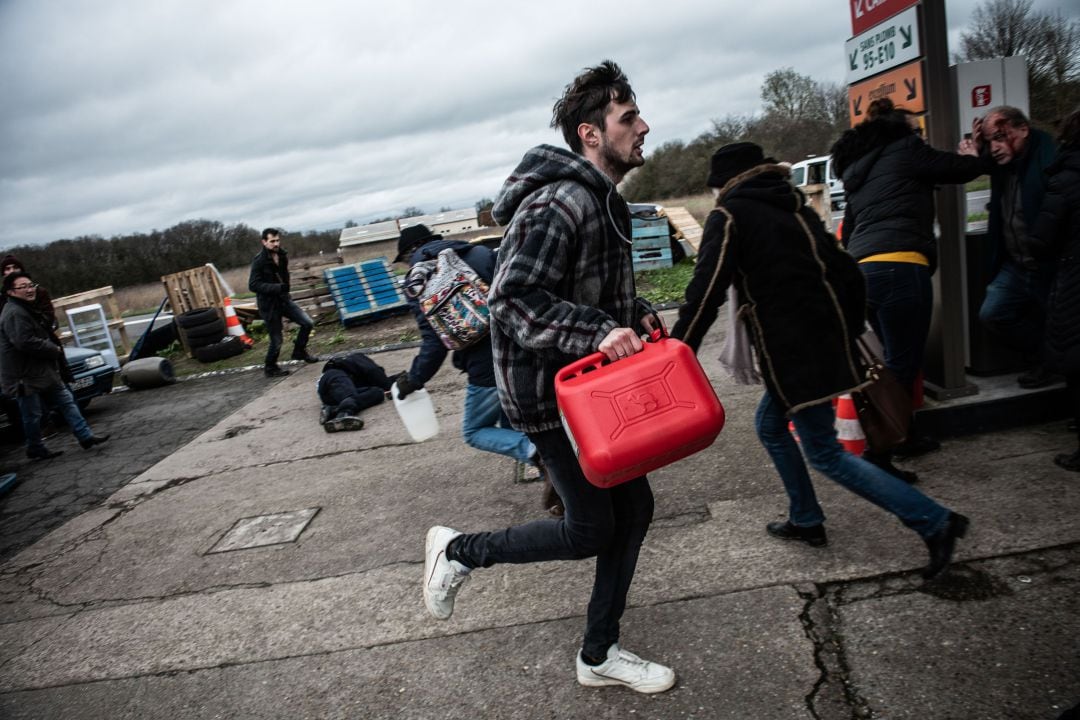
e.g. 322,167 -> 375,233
1032,11 -> 1080,119
819,81 -> 850,135
957,0 -> 1080,121
957,0 -> 1040,61
761,68 -> 827,121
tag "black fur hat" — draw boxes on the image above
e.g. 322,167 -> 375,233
393,224 -> 439,263
707,142 -> 769,188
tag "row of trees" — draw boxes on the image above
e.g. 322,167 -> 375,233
625,0 -> 1078,204
622,68 -> 849,203
5,221 -> 340,298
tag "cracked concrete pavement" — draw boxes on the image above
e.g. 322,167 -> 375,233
0,370 -> 273,565
1,314 -> 1078,719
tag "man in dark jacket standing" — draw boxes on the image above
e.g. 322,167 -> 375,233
421,61 -> 673,694
248,228 -> 317,377
671,142 -> 968,581
960,106 -> 1058,388
393,223 -> 562,515
0,271 -> 108,459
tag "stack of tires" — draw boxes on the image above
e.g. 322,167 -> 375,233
176,307 -> 246,363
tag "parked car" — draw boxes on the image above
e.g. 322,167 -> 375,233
65,346 -> 116,409
789,154 -> 845,210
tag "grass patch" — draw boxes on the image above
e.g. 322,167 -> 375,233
966,176 -> 990,192
157,310 -> 420,378
635,258 -> 694,306
968,211 -> 988,223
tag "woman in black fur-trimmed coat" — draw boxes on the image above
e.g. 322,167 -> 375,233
671,142 -> 969,580
1028,108 -> 1080,471
830,99 -> 989,472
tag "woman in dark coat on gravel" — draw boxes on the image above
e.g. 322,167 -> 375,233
1028,108 -> 1080,471
830,98 -> 989,478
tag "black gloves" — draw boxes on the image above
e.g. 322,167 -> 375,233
395,371 -> 423,399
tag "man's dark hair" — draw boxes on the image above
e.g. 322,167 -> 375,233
261,227 -> 281,240
3,271 -> 31,293
551,60 -> 635,154
985,105 -> 1030,128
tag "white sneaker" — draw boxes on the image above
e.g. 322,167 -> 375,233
423,526 -> 471,620
576,644 -> 676,694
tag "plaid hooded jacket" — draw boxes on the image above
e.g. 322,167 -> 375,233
489,144 -> 640,433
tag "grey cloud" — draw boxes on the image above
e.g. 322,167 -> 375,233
1,0 -> 1077,248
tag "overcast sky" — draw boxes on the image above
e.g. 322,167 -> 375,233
1,0 -> 1077,249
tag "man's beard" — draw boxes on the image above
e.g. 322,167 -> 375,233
599,142 -> 643,179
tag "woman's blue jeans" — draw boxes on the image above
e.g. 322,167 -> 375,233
755,391 -> 949,539
861,261 -> 932,392
453,427 -> 654,660
462,384 -> 536,464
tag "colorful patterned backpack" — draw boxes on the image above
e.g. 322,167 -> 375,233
404,248 -> 491,350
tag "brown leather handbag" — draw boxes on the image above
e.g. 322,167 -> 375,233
851,337 -> 911,453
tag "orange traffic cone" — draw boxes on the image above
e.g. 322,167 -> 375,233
834,394 -> 865,455
222,297 -> 254,348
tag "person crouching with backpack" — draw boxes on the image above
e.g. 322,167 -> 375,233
393,224 -> 563,516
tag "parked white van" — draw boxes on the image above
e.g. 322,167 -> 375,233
789,154 -> 845,210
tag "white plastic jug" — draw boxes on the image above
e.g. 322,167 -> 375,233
391,382 -> 440,442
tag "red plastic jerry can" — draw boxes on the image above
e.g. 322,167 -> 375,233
555,335 -> 725,488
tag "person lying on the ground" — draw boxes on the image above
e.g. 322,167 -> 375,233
317,351 -> 393,433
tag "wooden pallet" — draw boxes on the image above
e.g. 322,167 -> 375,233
161,267 -> 227,357
162,266 -> 227,317
661,206 -> 703,255
288,256 -> 343,325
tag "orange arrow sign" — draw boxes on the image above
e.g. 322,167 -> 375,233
848,60 -> 925,126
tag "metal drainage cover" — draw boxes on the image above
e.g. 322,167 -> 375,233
208,508 -> 320,554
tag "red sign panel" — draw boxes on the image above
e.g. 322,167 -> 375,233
972,85 -> 992,107
850,0 -> 919,35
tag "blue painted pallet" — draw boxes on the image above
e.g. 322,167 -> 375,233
632,234 -> 669,252
632,247 -> 673,272
324,258 -> 410,326
631,216 -> 670,239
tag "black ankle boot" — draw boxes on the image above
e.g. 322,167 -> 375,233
923,512 -> 969,579
766,520 -> 827,547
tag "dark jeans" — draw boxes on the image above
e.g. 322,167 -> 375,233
261,298 -> 313,367
862,261 -> 932,392
317,368 -> 384,417
453,427 -> 654,659
979,259 -> 1054,356
17,383 -> 92,453
755,390 -> 950,538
